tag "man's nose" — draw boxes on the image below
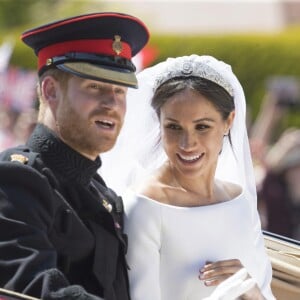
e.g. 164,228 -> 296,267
99,90 -> 118,108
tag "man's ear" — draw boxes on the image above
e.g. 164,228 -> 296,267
41,76 -> 61,110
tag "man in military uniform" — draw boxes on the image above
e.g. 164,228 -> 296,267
0,12 -> 149,300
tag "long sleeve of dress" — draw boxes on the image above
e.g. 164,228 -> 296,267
250,210 -> 275,300
124,191 -> 162,300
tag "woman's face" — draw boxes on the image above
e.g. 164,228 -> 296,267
160,88 -> 234,179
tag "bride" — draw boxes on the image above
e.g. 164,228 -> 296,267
101,55 -> 275,300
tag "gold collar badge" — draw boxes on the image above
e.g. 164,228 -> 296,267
102,199 -> 113,213
112,35 -> 123,55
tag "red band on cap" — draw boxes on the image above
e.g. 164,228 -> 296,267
38,39 -> 132,70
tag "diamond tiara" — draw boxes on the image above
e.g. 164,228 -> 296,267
154,59 -> 234,97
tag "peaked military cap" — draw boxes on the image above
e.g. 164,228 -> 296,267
21,12 -> 150,88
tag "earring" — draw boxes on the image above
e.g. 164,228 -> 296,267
224,129 -> 230,137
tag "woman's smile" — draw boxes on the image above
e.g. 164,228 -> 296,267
176,153 -> 204,164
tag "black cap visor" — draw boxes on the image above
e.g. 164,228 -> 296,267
57,62 -> 138,88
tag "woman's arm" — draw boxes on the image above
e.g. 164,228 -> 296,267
124,193 -> 162,300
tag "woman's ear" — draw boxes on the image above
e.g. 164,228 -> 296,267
225,111 -> 235,135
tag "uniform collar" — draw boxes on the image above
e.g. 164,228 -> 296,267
27,123 -> 101,186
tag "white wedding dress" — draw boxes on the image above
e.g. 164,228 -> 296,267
124,189 -> 275,300
100,55 -> 276,300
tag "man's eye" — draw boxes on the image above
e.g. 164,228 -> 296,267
114,88 -> 126,95
89,83 -> 101,90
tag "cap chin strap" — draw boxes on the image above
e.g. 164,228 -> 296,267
43,52 -> 136,72
38,52 -> 138,88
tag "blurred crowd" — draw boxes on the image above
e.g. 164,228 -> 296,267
250,76 -> 300,241
0,66 -> 37,151
0,40 -> 38,152
0,104 -> 37,151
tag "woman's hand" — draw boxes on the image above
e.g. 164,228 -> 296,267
199,259 -> 265,299
199,259 -> 244,286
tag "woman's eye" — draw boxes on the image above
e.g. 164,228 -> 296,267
166,123 -> 181,130
196,124 -> 210,130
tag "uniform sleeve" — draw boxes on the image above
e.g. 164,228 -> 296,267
123,192 -> 162,300
0,165 -> 57,294
0,163 -> 104,300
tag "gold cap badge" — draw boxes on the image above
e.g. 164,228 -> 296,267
10,154 -> 28,164
46,58 -> 53,66
112,35 -> 123,55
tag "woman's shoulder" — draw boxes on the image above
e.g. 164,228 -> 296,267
219,180 -> 243,200
134,174 -> 168,204
123,182 -> 164,224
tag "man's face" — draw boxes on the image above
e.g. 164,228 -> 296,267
55,76 -> 127,159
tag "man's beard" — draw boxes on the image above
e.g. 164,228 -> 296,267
55,100 -> 119,158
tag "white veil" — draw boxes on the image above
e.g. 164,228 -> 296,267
100,54 -> 258,214
101,55 -> 275,299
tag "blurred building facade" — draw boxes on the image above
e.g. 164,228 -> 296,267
101,0 -> 300,34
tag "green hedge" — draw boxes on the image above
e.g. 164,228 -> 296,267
6,28 -> 300,130
150,31 -> 300,130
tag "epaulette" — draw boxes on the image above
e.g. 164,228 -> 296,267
0,145 -> 59,191
0,145 -> 39,166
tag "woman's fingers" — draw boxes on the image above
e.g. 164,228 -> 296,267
201,259 -> 243,271
199,259 -> 244,286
